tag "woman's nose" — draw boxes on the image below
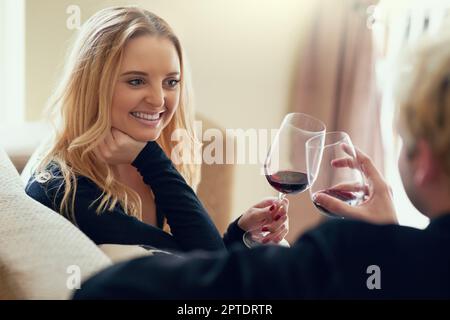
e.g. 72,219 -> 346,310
144,85 -> 165,108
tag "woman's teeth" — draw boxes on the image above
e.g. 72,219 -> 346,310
130,112 -> 163,121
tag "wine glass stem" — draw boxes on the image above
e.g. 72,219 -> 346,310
278,192 -> 286,201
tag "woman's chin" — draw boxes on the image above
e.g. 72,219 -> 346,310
131,131 -> 161,142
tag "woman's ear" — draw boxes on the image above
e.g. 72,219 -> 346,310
413,139 -> 438,186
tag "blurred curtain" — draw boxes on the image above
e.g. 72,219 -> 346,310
294,0 -> 382,164
287,0 -> 383,241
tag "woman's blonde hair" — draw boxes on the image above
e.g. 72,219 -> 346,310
395,29 -> 450,177
37,6 -> 200,222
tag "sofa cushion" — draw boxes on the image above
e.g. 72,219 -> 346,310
98,244 -> 173,264
0,146 -> 112,299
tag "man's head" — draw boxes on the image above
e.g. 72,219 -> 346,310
395,30 -> 450,218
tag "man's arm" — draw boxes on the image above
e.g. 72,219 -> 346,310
73,232 -> 335,299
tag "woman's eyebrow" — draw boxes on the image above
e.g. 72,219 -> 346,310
120,71 -> 180,77
121,71 -> 148,77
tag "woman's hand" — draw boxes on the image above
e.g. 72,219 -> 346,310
95,127 -> 147,165
313,145 -> 398,225
238,197 -> 289,244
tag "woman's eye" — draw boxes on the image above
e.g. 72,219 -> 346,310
128,78 -> 145,87
166,79 -> 180,88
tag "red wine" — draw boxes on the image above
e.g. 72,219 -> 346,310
313,188 -> 362,218
265,170 -> 309,194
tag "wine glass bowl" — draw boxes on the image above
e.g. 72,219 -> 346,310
265,170 -> 309,195
306,131 -> 365,218
243,113 -> 326,248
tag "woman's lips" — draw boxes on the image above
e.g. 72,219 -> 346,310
129,111 -> 165,128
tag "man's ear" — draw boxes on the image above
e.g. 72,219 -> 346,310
413,139 -> 438,186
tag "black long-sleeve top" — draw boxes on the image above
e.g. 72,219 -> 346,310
26,141 -> 244,253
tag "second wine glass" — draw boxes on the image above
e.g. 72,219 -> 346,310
306,131 -> 366,218
243,113 -> 326,248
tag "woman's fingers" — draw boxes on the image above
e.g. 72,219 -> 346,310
262,222 -> 288,244
238,204 -> 275,231
261,213 -> 287,233
95,141 -> 110,160
273,197 -> 289,215
250,207 -> 272,226
252,197 -> 278,209
111,127 -> 134,146
239,197 -> 289,234
104,129 -> 116,151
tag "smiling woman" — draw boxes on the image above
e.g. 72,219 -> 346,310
24,6 -> 222,252
23,6 -> 290,254
112,36 -> 181,142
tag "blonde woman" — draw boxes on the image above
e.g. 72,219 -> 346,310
25,6 -> 289,252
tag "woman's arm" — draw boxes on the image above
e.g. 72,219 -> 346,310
25,173 -> 183,252
132,141 -> 225,252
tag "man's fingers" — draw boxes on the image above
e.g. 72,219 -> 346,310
313,193 -> 360,220
340,144 -> 386,188
333,182 -> 369,195
350,146 -> 382,181
331,157 -> 358,169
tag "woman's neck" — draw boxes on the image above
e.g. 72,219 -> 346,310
114,164 -> 139,184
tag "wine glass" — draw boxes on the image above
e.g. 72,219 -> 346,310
243,113 -> 326,248
306,131 -> 365,218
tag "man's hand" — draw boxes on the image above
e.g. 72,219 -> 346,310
313,145 -> 398,225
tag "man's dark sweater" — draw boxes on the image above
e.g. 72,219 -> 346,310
74,213 -> 450,299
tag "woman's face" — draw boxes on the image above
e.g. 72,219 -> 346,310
111,35 -> 181,142
398,136 -> 426,213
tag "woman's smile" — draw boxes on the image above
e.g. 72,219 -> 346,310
129,110 -> 166,128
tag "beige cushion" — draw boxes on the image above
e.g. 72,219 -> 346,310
0,146 -> 112,299
196,114 -> 235,234
98,244 -> 171,264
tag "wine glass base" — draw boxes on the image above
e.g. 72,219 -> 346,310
243,234 -> 291,248
242,234 -> 263,248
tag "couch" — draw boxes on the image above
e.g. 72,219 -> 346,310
0,145 -> 111,299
